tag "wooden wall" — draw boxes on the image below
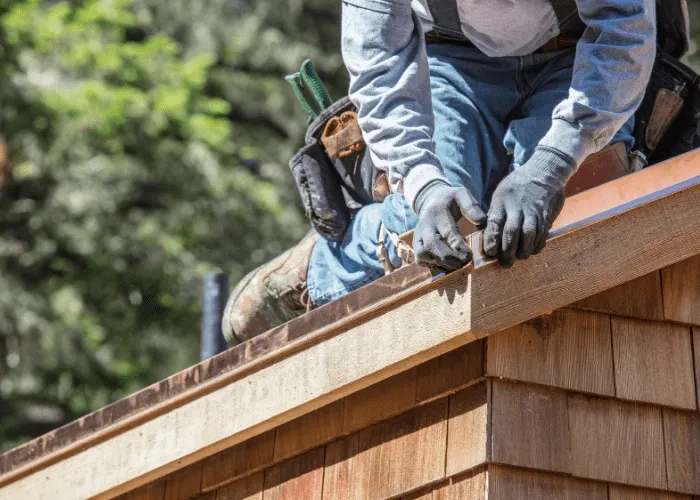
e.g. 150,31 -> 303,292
116,255 -> 700,500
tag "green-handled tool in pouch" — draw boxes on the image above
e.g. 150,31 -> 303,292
285,59 -> 333,123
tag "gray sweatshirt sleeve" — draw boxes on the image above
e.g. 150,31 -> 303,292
341,0 -> 449,209
538,0 -> 656,168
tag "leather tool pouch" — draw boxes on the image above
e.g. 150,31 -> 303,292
632,1 -> 698,165
290,96 -> 387,242
634,49 -> 700,165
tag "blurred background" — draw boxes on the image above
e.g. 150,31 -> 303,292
0,0 -> 699,451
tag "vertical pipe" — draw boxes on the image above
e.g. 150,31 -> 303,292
201,272 -> 230,360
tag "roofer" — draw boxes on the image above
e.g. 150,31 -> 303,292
222,1 -> 692,345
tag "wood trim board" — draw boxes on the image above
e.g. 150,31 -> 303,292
0,150 -> 699,499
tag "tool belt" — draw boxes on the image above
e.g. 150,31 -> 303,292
289,97 -> 390,242
633,49 -> 700,166
289,0 -> 699,243
425,30 -> 578,54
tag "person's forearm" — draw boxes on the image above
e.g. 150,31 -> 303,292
538,0 -> 656,176
341,0 -> 449,209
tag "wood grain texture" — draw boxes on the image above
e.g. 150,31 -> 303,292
694,328 -> 700,410
609,484 -> 691,500
433,469 -> 486,500
573,271 -> 664,320
323,398 -> 448,500
486,309 -> 614,396
416,341 -> 484,403
121,480 -> 166,500
262,448 -> 324,500
487,465 -> 608,500
4,171 -> 700,500
356,398 -> 448,500
445,383 -> 489,477
568,394 -> 666,489
611,317 -> 696,409
662,255 -> 700,325
0,265 -> 475,500
191,494 -> 214,500
490,381 -> 570,474
399,485 -> 437,500
200,431 -> 274,491
214,472 -> 263,500
273,399 -> 344,461
163,463 -> 202,500
471,178 -> 700,335
663,409 -> 700,495
322,434 -> 359,500
343,368 -> 418,434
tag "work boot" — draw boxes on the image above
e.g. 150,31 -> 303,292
222,231 -> 318,345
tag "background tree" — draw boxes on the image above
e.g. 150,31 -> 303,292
0,0 -> 345,450
1,0 -> 700,451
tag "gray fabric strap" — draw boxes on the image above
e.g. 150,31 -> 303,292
550,0 -> 586,38
424,0 -> 466,37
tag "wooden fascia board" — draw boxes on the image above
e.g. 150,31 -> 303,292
0,151 -> 699,500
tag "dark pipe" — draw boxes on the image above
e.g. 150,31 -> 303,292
201,273 -> 230,360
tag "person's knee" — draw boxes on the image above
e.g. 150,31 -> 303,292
380,194 -> 419,235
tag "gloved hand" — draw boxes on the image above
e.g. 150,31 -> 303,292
484,146 -> 573,268
413,182 -> 487,271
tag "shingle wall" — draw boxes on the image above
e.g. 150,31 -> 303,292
117,255 -> 700,500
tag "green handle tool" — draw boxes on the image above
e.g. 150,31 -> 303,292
285,59 -> 333,123
299,59 -> 333,111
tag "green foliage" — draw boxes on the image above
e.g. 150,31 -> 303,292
0,0 -> 345,450
5,0 -> 700,453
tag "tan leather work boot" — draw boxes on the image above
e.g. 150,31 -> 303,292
221,231 -> 318,345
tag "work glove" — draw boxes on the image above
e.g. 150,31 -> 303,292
484,146 -> 573,268
413,182 -> 487,271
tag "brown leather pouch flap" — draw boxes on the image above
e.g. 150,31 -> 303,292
321,111 -> 366,158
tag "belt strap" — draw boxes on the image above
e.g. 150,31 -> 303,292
550,0 -> 586,38
424,0 -> 465,38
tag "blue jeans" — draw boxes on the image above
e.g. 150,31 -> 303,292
307,44 -> 634,306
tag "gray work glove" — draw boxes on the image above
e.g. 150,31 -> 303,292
484,146 -> 573,268
413,182 -> 487,271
